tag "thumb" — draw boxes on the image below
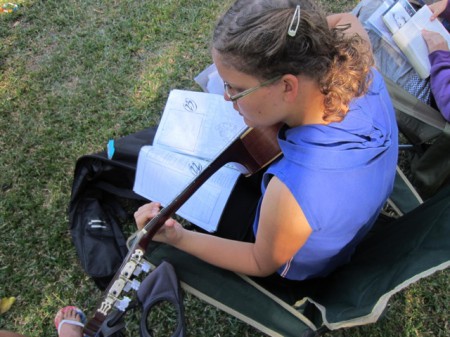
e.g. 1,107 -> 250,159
164,218 -> 177,228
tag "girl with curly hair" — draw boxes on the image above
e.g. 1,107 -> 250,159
135,0 -> 398,284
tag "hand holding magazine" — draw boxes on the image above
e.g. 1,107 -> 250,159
382,1 -> 450,79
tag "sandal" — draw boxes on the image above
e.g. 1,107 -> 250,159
54,306 -> 86,336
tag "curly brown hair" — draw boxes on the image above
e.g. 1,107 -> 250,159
212,0 -> 374,122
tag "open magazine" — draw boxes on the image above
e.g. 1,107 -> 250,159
133,89 -> 247,232
382,1 -> 450,79
366,0 -> 404,55
382,0 -> 416,34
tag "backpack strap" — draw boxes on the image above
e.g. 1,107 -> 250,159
137,261 -> 186,337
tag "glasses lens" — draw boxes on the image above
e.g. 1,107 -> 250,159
224,82 -> 232,99
224,75 -> 281,102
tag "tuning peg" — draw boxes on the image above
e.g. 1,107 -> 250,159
133,260 -> 152,276
114,296 -> 131,311
141,261 -> 152,273
124,279 -> 140,292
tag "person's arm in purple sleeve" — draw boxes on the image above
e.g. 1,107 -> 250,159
429,50 -> 450,121
422,28 -> 450,120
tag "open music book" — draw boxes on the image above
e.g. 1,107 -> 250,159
133,89 -> 247,232
382,1 -> 450,79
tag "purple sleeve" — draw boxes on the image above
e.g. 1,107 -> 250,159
429,50 -> 450,121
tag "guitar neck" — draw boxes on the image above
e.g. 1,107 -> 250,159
140,124 -> 281,246
83,125 -> 281,336
138,138 -> 247,247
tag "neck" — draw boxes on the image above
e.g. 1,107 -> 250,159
285,78 -> 328,127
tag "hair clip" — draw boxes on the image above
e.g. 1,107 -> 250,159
288,5 -> 301,37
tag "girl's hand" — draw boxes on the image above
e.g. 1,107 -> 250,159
134,202 -> 161,230
152,218 -> 185,245
134,202 -> 185,245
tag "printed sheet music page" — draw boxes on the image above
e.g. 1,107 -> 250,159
134,89 -> 247,232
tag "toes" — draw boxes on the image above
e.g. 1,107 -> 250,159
63,308 -> 81,322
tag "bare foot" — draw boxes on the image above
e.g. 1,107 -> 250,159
56,308 -> 83,337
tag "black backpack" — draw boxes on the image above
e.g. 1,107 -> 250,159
68,127 -> 156,290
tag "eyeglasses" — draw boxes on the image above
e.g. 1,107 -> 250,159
223,75 -> 282,102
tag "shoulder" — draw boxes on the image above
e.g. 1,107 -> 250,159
260,176 -> 312,237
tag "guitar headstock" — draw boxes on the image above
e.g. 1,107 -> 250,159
83,246 -> 154,336
98,249 -> 153,313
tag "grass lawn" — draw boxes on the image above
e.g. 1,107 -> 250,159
0,0 -> 448,336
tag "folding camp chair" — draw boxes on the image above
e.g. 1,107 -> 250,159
69,124 -> 449,337
69,122 -> 448,336
140,17 -> 450,334
69,5 -> 450,332
144,182 -> 450,336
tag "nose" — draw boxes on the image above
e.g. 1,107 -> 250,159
223,91 -> 231,102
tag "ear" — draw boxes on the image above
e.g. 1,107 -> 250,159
281,74 -> 299,103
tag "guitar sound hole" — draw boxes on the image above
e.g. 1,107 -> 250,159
144,300 -> 179,336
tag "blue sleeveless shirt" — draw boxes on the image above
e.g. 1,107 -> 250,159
253,69 -> 398,280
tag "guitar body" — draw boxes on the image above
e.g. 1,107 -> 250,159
83,125 -> 282,336
232,125 -> 282,175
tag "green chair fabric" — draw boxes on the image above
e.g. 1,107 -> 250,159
145,243 -> 317,337
145,185 -> 450,336
303,184 -> 450,330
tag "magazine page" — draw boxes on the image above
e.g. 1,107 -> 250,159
392,5 -> 450,78
367,0 -> 394,39
382,0 -> 416,34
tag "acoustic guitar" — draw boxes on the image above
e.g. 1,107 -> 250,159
83,124 -> 282,336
